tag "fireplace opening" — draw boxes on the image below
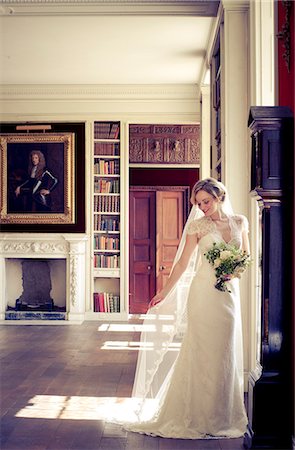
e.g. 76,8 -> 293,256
5,258 -> 66,312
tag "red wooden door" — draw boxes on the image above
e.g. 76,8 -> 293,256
129,188 -> 184,313
156,191 -> 184,292
129,191 -> 156,314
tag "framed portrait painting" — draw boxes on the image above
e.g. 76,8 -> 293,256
0,132 -> 75,225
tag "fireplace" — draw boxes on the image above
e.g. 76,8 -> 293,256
6,258 -> 66,314
0,234 -> 87,322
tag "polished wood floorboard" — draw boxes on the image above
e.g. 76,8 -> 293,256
0,320 -> 244,450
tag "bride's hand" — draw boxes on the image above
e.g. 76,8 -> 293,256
148,292 -> 165,309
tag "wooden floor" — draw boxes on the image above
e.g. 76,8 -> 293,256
0,320 -> 245,450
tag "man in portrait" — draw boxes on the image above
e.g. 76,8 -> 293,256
8,143 -> 63,214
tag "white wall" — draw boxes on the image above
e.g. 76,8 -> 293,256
205,0 -> 251,388
0,83 -> 201,321
207,0 -> 277,389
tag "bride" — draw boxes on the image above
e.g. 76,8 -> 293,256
119,178 -> 249,439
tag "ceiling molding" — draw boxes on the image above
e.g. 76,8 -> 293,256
0,0 -> 219,16
221,0 -> 249,12
0,84 -> 200,101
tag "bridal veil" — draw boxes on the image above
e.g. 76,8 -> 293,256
131,179 -> 234,422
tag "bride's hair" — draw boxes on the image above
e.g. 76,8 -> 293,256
190,177 -> 226,205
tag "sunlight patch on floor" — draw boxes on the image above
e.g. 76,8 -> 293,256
98,316 -> 176,333
14,395 -> 156,422
98,323 -> 154,332
101,340 -> 181,351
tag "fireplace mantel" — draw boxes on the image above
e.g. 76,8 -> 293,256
0,233 -> 88,322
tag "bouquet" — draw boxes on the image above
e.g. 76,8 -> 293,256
205,242 -> 250,292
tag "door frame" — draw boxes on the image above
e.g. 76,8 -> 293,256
129,185 -> 190,220
129,185 -> 190,313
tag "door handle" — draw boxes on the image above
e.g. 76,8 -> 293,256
159,265 -> 166,271
147,265 -> 152,270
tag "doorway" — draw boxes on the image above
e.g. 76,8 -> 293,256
129,186 -> 189,314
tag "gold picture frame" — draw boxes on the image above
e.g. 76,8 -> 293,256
0,132 -> 75,225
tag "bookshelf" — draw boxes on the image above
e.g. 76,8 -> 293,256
210,31 -> 222,181
91,121 -> 123,318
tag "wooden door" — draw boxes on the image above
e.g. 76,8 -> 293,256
129,188 -> 185,313
129,191 -> 156,314
156,191 -> 184,292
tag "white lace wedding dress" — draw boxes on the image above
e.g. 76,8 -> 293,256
121,215 -> 248,439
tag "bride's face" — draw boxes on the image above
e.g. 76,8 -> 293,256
195,190 -> 219,217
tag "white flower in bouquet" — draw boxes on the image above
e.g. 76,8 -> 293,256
213,258 -> 221,268
220,250 -> 232,260
205,242 -> 250,292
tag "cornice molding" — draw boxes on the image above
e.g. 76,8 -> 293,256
221,0 -> 249,12
0,84 -> 200,101
0,0 -> 219,16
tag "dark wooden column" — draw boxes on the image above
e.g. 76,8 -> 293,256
244,107 -> 293,449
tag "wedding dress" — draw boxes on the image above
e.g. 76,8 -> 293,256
120,213 -> 248,439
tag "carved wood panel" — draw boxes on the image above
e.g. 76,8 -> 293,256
129,124 -> 200,164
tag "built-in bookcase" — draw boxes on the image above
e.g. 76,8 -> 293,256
210,31 -> 222,181
91,121 -> 122,317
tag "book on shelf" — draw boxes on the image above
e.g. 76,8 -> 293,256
94,235 -> 119,250
94,216 -> 120,232
94,122 -> 120,140
93,292 -> 120,312
94,122 -> 111,139
94,142 -> 120,156
94,254 -> 120,268
109,123 -> 120,139
94,179 -> 120,194
94,159 -> 120,175
94,195 -> 120,213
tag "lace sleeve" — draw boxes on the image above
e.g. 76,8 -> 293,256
234,214 -> 249,233
187,220 -> 201,237
187,217 -> 215,238
241,215 -> 249,233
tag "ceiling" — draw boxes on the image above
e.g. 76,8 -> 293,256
0,1 -> 219,86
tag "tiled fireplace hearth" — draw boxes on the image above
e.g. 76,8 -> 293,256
0,234 -> 87,322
